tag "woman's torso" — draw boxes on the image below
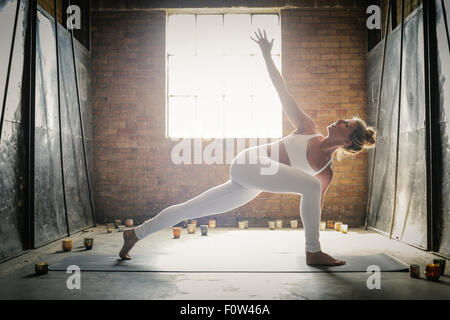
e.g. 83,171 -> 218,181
265,131 -> 332,177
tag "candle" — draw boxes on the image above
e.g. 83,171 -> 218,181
84,237 -> 94,250
62,238 -> 72,252
125,219 -> 133,227
238,221 -> 246,229
425,264 -> 441,281
118,225 -> 125,232
200,225 -> 208,236
106,224 -> 113,233
243,220 -> 249,229
290,220 -> 298,229
114,220 -> 121,228
172,227 -> 182,239
208,220 -> 216,228
334,221 -> 342,231
341,224 -> 348,234
320,221 -> 326,231
35,263 -> 49,275
275,219 -> 283,229
187,223 -> 196,234
433,259 -> 446,275
268,221 -> 276,230
190,220 -> 198,227
410,264 -> 420,279
327,220 -> 335,229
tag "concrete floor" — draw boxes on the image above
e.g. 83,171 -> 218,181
0,226 -> 449,300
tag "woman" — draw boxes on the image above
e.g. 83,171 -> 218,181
119,29 -> 376,266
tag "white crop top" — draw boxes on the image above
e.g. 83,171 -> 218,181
282,133 -> 332,176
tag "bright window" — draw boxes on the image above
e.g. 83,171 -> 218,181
166,13 -> 282,139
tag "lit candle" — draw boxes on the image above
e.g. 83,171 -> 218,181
208,220 -> 216,228
243,220 -> 249,229
335,221 -> 342,232
35,263 -> 49,275
268,221 -> 276,230
125,219 -> 133,227
425,264 -> 441,281
410,264 -> 420,278
84,237 -> 94,250
275,219 -> 283,229
187,223 -> 196,234
320,221 -> 326,231
290,220 -> 298,229
327,220 -> 335,229
106,224 -> 113,233
341,224 -> 348,234
118,225 -> 125,232
238,221 -> 246,229
172,227 -> 182,239
62,238 -> 72,252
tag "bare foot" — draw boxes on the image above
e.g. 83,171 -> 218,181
306,251 -> 346,266
119,229 -> 139,260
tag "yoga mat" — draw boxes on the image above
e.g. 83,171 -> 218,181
49,252 -> 409,273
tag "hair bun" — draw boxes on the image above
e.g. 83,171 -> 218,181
365,128 -> 376,148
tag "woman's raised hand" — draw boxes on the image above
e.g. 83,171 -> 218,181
251,28 -> 274,56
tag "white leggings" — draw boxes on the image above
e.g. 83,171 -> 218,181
133,147 -> 323,253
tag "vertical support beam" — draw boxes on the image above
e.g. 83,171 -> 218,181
68,0 -> 96,226
54,0 -> 70,236
0,0 -> 21,143
365,0 -> 391,230
24,0 -> 37,250
423,0 -> 440,252
389,0 -> 405,240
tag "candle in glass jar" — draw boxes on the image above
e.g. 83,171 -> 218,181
208,220 -> 216,228
238,221 -> 245,229
275,219 -> 283,229
341,224 -> 348,234
327,221 -> 335,229
268,221 -> 275,230
335,221 -> 342,232
62,238 -> 72,252
187,223 -> 196,234
200,225 -> 208,236
320,221 -> 326,231
172,227 -> 182,239
290,220 -> 298,229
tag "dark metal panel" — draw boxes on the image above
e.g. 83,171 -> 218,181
0,121 -> 26,260
392,129 -> 427,247
74,40 -> 92,140
57,22 -> 93,232
366,27 -> 401,233
0,0 -> 28,260
391,7 -> 428,249
0,0 -> 18,107
34,10 -> 68,246
434,0 -> 450,257
367,136 -> 398,232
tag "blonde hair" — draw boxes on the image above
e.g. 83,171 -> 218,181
335,115 -> 376,161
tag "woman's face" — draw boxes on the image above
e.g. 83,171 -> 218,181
326,119 -> 356,147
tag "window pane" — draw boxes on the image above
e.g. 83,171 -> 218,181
224,95 -> 253,138
224,14 -> 252,55
197,95 -> 224,138
167,15 -> 195,55
197,15 -> 224,55
168,97 -> 196,138
223,55 -> 252,96
252,95 -> 282,138
250,55 -> 280,96
251,14 -> 281,55
168,56 -> 197,95
196,56 -> 223,96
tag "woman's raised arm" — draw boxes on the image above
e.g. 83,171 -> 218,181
251,29 -> 316,133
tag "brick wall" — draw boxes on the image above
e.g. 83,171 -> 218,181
91,5 -> 368,227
